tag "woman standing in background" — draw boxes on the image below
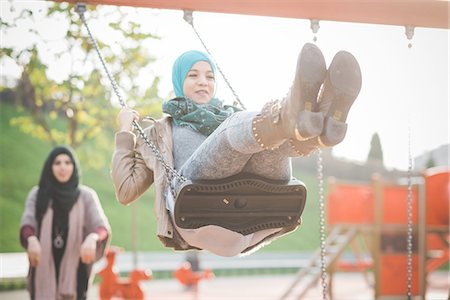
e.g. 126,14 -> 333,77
19,146 -> 111,300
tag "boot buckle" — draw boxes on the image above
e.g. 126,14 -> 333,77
266,99 -> 281,124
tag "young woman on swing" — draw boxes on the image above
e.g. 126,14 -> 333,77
111,43 -> 362,257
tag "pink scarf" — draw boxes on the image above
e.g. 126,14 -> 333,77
34,200 -> 84,300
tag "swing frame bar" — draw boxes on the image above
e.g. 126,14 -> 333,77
55,0 -> 448,29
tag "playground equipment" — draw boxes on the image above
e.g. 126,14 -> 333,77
173,261 -> 214,293
74,2 -> 307,250
423,167 -> 450,274
97,247 -> 152,300
281,167 -> 449,299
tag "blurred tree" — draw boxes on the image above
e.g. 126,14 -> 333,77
367,132 -> 384,166
425,154 -> 436,169
1,2 -> 163,168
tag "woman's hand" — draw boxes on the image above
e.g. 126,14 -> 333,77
80,233 -> 99,264
118,107 -> 140,132
27,236 -> 41,267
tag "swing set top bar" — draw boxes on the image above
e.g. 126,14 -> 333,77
53,0 -> 449,29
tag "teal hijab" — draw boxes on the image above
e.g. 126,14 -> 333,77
171,50 -> 217,97
164,50 -> 240,136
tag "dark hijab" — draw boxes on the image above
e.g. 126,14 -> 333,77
35,146 -> 81,224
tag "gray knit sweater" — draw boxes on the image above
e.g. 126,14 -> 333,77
172,124 -> 206,170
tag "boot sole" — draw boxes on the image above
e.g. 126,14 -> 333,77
295,43 -> 327,140
325,51 -> 362,122
319,51 -> 362,147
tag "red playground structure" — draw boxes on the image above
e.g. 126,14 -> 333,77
282,167 -> 449,299
173,261 -> 214,293
97,247 -> 152,300
327,167 -> 449,299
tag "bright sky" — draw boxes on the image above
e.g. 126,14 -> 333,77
2,2 -> 449,171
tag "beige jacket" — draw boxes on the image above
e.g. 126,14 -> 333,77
111,116 -> 193,250
111,116 -> 300,253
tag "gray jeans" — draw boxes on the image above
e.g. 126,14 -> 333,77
178,111 -> 308,182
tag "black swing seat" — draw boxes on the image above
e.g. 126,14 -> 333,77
174,173 -> 307,235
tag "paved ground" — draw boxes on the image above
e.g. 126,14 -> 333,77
1,271 -> 448,299
1,252 -> 448,299
0,251 -> 309,278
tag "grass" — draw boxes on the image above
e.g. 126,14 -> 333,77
0,103 -> 53,251
0,102 -> 324,253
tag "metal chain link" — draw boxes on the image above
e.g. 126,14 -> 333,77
406,124 -> 413,300
317,149 -> 328,300
309,24 -> 328,300
404,29 -> 415,299
183,10 -> 246,110
75,3 -> 186,184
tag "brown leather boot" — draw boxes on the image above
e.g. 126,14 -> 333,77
317,51 -> 362,147
252,43 -> 326,150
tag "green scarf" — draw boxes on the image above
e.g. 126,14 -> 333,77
162,97 -> 241,136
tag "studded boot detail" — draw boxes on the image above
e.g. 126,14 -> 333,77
288,137 -> 321,157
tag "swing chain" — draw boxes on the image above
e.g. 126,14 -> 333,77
406,125 -> 413,299
183,10 -> 246,110
404,38 -> 414,299
317,149 -> 328,300
75,3 -> 187,184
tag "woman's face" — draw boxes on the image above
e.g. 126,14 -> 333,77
52,154 -> 74,183
183,61 -> 215,104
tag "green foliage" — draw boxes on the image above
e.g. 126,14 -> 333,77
367,132 -> 384,164
1,2 -> 163,169
426,154 -> 436,169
